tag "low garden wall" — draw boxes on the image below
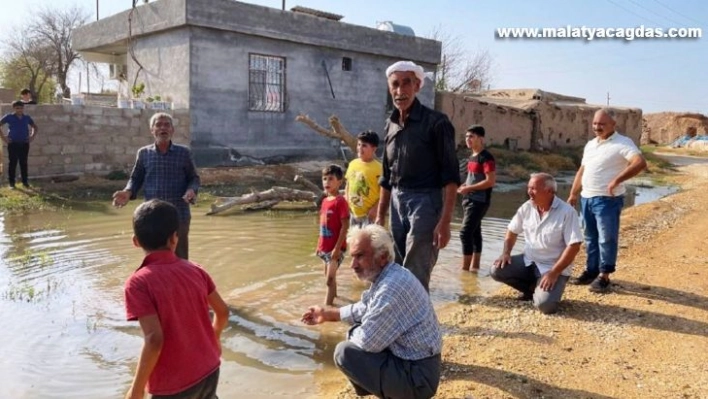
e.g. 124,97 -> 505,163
0,104 -> 190,180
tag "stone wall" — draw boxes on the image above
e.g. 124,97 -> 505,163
0,105 -> 190,179
437,91 -> 643,150
643,112 -> 708,144
534,102 -> 643,149
436,92 -> 535,149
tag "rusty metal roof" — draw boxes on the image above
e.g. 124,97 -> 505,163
290,6 -> 343,21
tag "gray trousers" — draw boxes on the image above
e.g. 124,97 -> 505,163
390,187 -> 442,291
490,254 -> 569,314
334,340 -> 441,399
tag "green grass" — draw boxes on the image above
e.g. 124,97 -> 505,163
0,187 -> 54,213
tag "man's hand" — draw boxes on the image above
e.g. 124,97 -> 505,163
112,190 -> 131,208
183,188 -> 196,204
567,193 -> 579,207
456,184 -> 471,195
494,254 -> 512,268
539,270 -> 560,291
301,306 -> 325,325
367,207 -> 377,223
331,248 -> 342,265
433,220 -> 451,249
125,386 -> 145,399
607,179 -> 619,196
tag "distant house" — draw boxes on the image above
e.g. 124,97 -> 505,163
437,88 -> 643,151
72,0 -> 441,166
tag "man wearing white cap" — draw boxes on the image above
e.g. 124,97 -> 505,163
375,60 -> 461,291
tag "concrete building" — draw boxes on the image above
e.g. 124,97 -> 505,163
72,0 -> 440,166
437,89 -> 643,150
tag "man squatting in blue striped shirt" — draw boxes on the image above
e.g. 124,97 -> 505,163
302,224 -> 442,399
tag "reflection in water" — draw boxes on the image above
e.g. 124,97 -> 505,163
0,180 -> 675,398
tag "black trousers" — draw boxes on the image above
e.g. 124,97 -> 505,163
7,142 -> 30,186
459,199 -> 490,255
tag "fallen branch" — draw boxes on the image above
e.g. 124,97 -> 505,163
207,186 -> 318,215
294,174 -> 322,194
295,114 -> 357,153
329,115 -> 357,151
294,174 -> 326,208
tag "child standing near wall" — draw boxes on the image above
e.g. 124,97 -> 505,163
124,199 -> 230,399
317,164 -> 350,306
345,130 -> 382,228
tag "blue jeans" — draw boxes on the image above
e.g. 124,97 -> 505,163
580,196 -> 624,275
390,187 -> 442,291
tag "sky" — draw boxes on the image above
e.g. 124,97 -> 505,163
1,0 -> 706,113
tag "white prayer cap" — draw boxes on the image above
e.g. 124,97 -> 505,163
385,61 -> 425,88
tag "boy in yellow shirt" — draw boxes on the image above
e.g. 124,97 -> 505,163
345,131 -> 382,227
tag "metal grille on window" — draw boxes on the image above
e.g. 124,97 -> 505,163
249,55 -> 286,112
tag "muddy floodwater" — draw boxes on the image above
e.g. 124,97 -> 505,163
0,180 -> 675,398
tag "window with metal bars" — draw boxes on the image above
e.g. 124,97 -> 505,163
248,54 -> 286,112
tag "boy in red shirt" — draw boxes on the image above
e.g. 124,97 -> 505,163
317,164 -> 350,306
124,199 -> 230,399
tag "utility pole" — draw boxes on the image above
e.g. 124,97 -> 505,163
282,0 -> 285,10
96,0 -> 99,20
606,92 -> 610,106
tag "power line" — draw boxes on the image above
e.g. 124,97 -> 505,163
625,0 -> 686,26
650,0 -> 705,26
605,0 -> 665,27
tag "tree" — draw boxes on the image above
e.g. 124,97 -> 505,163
2,30 -> 55,101
29,6 -> 90,98
426,25 -> 495,93
0,57 -> 57,104
450,49 -> 494,93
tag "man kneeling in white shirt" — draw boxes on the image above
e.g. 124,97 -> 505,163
491,173 -> 583,314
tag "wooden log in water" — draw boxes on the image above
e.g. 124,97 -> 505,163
207,186 -> 318,215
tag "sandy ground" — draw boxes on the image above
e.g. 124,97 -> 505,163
329,163 -> 708,399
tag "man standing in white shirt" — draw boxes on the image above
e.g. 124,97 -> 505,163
568,108 -> 646,293
491,173 -> 583,314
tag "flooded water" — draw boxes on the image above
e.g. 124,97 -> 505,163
0,179 -> 675,398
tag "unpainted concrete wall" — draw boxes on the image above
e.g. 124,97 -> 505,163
0,88 -> 14,104
129,29 -> 191,108
187,27 -> 436,165
0,105 -> 190,179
